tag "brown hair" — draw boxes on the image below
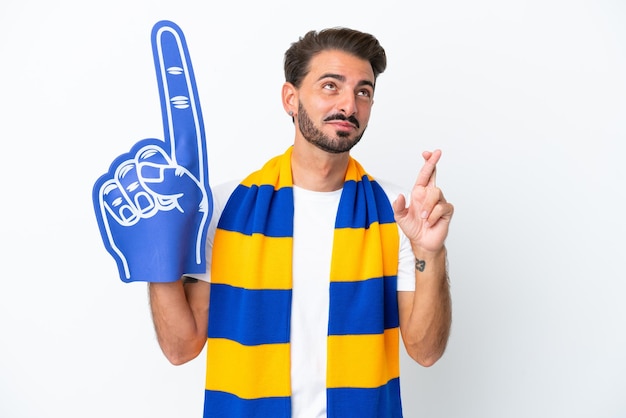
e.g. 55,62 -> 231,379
284,27 -> 387,88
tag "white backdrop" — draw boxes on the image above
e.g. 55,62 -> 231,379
1,0 -> 625,417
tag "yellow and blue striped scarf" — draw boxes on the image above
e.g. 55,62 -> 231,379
205,146 -> 402,418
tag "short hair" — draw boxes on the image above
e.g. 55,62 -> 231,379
284,27 -> 387,88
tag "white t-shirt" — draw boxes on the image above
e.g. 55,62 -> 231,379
193,179 -> 416,418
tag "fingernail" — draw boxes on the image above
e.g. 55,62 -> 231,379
421,211 -> 428,219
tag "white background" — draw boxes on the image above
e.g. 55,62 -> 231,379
1,0 -> 625,417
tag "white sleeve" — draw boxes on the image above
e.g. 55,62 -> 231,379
396,232 -> 416,291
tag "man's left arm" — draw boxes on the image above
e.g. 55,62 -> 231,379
392,149 -> 454,367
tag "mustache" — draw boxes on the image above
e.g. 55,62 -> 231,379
323,113 -> 360,129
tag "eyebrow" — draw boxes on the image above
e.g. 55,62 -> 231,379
317,73 -> 375,89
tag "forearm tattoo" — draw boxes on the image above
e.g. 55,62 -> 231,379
415,258 -> 426,272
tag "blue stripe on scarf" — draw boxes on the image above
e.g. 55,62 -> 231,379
336,179 -> 396,229
329,276 -> 399,335
203,390 -> 291,418
326,378 -> 403,418
208,284 -> 291,345
218,184 -> 294,237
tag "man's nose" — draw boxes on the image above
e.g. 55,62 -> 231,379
337,91 -> 357,116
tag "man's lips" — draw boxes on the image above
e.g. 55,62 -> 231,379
328,120 -> 357,130
324,114 -> 360,129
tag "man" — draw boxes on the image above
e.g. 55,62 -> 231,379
149,27 -> 453,418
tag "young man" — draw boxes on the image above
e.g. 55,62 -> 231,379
149,27 -> 453,418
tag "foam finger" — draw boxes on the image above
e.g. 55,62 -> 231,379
151,21 -> 207,183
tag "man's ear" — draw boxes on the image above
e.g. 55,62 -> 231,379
281,82 -> 297,116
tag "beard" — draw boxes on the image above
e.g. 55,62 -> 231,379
297,103 -> 366,154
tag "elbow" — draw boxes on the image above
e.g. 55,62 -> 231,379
159,340 -> 205,366
402,312 -> 452,367
406,345 -> 445,368
165,352 -> 194,366
403,331 -> 449,367
411,350 -> 444,368
163,348 -> 201,366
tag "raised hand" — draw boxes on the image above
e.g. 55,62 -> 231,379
392,150 -> 453,254
93,21 -> 212,283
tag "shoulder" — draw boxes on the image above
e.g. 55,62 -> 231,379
207,179 -> 241,225
212,179 -> 240,198
373,178 -> 409,203
211,179 -> 240,205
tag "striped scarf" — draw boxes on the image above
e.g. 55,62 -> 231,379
204,146 -> 402,418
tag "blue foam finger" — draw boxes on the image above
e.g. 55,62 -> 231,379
92,21 -> 212,283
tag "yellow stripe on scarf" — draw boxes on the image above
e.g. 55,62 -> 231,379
327,328 -> 400,388
206,338 -> 291,399
331,222 -> 400,282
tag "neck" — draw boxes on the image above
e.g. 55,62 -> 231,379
290,139 -> 350,192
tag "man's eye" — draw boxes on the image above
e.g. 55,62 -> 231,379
358,89 -> 372,97
323,82 -> 336,90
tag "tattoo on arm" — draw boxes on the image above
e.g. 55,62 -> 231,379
415,258 -> 426,272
